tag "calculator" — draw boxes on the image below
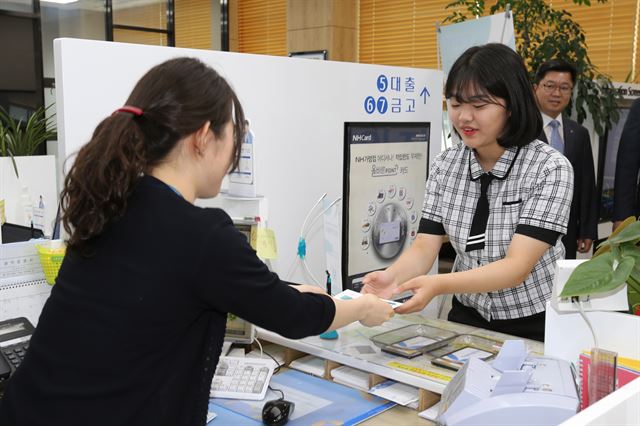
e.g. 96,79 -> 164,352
0,317 -> 35,384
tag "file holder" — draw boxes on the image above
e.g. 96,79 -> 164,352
370,324 -> 458,358
424,334 -> 502,371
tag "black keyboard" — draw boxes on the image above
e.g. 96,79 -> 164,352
0,318 -> 35,397
2,340 -> 30,370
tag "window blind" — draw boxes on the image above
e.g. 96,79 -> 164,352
175,0 -> 212,49
556,0 -> 638,82
359,0 -> 461,69
237,0 -> 287,56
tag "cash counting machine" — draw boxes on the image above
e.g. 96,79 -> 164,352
437,340 -> 579,426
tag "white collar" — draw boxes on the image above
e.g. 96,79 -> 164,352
541,111 -> 564,129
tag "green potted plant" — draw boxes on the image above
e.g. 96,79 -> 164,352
444,0 -> 622,138
560,216 -> 640,314
0,105 -> 56,178
0,117 -> 19,178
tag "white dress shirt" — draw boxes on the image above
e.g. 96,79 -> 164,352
541,112 -> 564,144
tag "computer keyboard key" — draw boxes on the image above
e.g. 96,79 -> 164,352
210,356 -> 274,401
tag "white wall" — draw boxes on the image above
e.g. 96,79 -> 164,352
0,156 -> 58,237
54,38 -> 443,290
560,379 -> 640,426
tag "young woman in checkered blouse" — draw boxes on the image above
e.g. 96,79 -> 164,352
362,44 -> 574,342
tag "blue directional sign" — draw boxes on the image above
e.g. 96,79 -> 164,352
420,86 -> 430,104
365,74 -> 427,114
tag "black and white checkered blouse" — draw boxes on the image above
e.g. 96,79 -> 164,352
419,139 -> 574,320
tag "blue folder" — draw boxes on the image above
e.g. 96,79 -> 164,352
209,369 -> 396,425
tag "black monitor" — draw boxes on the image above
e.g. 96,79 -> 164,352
342,122 -> 430,291
224,315 -> 255,344
223,217 -> 260,344
1,222 -> 45,244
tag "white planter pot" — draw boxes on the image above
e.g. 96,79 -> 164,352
545,301 -> 640,364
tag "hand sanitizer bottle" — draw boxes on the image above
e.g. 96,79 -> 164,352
32,195 -> 46,233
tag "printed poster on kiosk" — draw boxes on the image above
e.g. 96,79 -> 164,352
342,122 -> 430,291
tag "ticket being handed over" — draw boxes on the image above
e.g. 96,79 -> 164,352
334,289 -> 404,309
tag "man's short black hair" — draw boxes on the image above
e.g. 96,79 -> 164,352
534,59 -> 577,85
445,43 -> 542,148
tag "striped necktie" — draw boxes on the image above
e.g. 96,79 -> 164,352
466,173 -> 494,252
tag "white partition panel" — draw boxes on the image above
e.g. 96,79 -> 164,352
54,38 -> 443,288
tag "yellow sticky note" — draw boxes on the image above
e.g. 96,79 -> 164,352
250,225 -> 258,250
252,227 -> 278,259
0,199 -> 5,225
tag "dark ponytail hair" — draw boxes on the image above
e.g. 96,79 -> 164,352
61,57 -> 246,252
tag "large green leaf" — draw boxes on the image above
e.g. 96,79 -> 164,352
621,244 -> 640,292
620,242 -> 640,259
627,275 -> 640,313
560,252 -> 635,297
627,274 -> 640,294
0,116 -> 19,178
600,221 -> 640,248
594,216 -> 636,257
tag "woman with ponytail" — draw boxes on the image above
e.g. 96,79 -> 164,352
0,57 -> 393,426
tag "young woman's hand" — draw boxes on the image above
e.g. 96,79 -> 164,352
360,270 -> 397,299
358,294 -> 395,327
392,276 -> 438,314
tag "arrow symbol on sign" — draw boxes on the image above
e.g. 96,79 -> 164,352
420,86 -> 430,103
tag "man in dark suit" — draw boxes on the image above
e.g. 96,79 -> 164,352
533,59 -> 598,259
613,98 -> 640,230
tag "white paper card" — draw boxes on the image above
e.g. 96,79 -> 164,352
335,289 -> 404,309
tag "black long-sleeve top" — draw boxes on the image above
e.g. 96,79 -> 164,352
0,176 -> 335,425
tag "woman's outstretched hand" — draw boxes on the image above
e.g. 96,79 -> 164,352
358,294 -> 395,326
392,276 -> 438,315
360,270 -> 396,299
